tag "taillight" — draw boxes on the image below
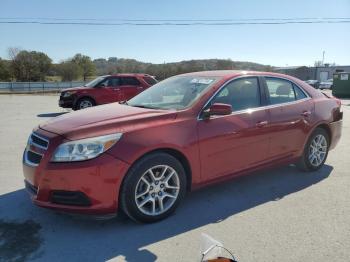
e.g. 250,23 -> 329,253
333,97 -> 343,121
335,98 -> 341,108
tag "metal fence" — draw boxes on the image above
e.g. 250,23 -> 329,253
0,81 -> 86,92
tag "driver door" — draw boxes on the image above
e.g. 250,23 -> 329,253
197,77 -> 270,181
97,77 -> 122,104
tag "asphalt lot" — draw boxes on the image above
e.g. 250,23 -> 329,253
0,92 -> 349,262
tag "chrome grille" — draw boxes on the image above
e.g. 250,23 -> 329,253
23,132 -> 49,167
30,133 -> 49,148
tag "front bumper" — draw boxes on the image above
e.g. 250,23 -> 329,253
23,129 -> 130,215
59,95 -> 76,108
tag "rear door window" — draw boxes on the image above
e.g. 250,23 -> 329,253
294,84 -> 307,100
265,77 -> 308,105
265,78 -> 295,105
121,77 -> 141,86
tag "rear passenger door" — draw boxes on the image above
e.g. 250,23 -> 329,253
263,77 -> 314,160
120,77 -> 144,101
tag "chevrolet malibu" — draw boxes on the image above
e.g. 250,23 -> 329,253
23,71 -> 343,223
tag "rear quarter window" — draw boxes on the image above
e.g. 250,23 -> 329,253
121,77 -> 141,86
293,84 -> 307,100
143,76 -> 158,85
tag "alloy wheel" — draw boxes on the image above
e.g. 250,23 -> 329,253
134,165 -> 180,216
308,134 -> 328,167
79,100 -> 93,109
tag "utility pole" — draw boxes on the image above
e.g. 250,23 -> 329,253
322,51 -> 325,66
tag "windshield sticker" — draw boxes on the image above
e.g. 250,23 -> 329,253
190,78 -> 214,85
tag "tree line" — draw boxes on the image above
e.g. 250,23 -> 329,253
0,48 -> 273,82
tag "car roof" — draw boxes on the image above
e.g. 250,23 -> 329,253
178,70 -> 297,80
108,73 -> 152,77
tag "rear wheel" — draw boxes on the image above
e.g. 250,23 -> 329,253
75,98 -> 95,110
120,153 -> 186,223
297,128 -> 329,171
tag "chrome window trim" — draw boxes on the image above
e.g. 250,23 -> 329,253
198,97 -> 311,121
197,75 -> 311,121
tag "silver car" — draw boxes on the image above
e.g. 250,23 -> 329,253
319,79 -> 333,90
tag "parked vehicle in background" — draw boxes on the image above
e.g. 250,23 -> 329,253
59,74 -> 157,110
319,78 -> 333,90
305,79 -> 319,89
23,71 -> 342,223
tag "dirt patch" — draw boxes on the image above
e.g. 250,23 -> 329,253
0,220 -> 42,262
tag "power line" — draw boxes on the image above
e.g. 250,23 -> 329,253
0,17 -> 350,22
0,20 -> 350,26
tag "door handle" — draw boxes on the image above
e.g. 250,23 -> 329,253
113,88 -> 121,91
136,86 -> 143,90
301,111 -> 311,117
256,120 -> 268,128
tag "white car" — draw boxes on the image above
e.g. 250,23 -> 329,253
319,79 -> 333,90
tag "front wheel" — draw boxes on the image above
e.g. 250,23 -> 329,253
75,98 -> 95,110
297,128 -> 329,171
120,153 -> 187,223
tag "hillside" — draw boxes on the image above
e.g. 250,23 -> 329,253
93,58 -> 273,80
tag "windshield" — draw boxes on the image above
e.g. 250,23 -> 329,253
128,76 -> 219,110
84,76 -> 108,88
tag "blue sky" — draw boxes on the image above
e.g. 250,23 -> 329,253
0,0 -> 349,66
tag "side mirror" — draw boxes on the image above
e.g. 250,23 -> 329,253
203,103 -> 232,119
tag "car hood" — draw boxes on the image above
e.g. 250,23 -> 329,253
40,103 -> 177,140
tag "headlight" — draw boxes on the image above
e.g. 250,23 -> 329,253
51,133 -> 122,162
62,91 -> 76,97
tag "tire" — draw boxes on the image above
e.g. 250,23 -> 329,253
297,127 -> 329,172
75,97 -> 95,110
120,153 -> 187,223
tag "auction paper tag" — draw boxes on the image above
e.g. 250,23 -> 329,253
190,78 -> 214,84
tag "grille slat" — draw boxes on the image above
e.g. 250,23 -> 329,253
27,151 -> 42,163
31,133 -> 49,149
24,132 -> 49,166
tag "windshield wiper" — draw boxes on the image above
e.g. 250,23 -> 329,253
130,104 -> 160,109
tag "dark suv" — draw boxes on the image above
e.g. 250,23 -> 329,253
59,74 -> 157,110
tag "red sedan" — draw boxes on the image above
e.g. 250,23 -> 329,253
23,71 -> 342,223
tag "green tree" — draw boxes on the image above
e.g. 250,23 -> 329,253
0,58 -> 11,81
9,49 -> 52,81
72,54 -> 96,81
57,61 -> 81,81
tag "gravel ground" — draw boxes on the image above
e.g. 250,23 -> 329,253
0,93 -> 349,262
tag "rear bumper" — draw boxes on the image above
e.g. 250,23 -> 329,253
329,120 -> 342,150
23,153 -> 130,215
